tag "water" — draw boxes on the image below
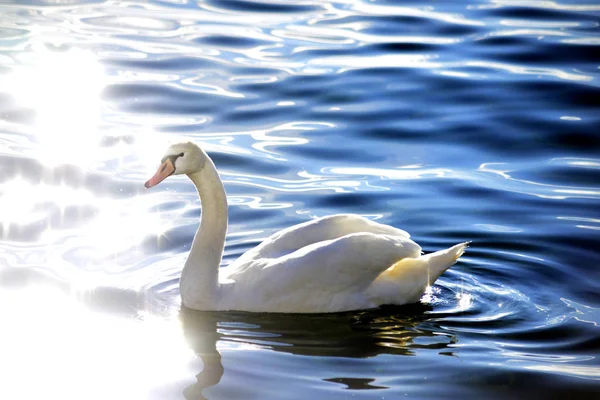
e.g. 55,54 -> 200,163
1,0 -> 599,398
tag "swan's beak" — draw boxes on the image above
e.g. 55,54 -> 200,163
145,159 -> 175,188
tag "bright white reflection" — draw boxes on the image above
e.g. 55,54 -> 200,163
0,286 -> 194,400
352,1 -> 484,26
133,129 -> 178,174
524,364 -> 600,379
181,77 -> 245,98
276,100 -> 295,106
489,0 -> 600,12
560,116 -> 581,121
84,206 -> 148,256
1,47 -> 106,167
478,162 -> 600,200
489,27 -> 569,37
328,166 -> 452,180
83,196 -> 171,257
277,25 -> 460,45
421,285 -> 437,304
456,292 -> 473,311
0,176 -> 171,260
562,298 -> 600,327
499,19 -> 582,28
310,54 -> 440,72
436,70 -> 474,79
474,224 -> 523,233
0,178 -> 96,234
464,60 -> 592,82
0,178 -> 44,226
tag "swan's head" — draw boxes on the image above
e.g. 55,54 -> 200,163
145,142 -> 206,188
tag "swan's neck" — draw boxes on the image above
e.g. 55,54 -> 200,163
180,158 -> 228,309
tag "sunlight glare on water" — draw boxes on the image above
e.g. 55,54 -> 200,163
0,0 -> 599,398
0,286 -> 194,400
1,48 -> 106,167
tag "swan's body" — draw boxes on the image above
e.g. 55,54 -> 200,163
146,142 -> 468,313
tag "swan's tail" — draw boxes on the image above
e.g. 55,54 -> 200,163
366,242 -> 469,306
420,241 -> 469,283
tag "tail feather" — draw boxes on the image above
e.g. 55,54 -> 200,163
421,241 -> 469,282
366,242 -> 469,306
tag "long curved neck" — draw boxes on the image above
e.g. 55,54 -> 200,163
180,157 -> 228,309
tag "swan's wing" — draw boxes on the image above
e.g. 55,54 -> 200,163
223,232 -> 421,312
239,214 -> 411,262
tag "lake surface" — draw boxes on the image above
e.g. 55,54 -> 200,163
1,0 -> 599,399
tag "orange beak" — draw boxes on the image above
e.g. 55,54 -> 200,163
145,158 -> 175,188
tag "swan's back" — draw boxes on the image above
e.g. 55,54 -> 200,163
242,214 -> 411,261
220,231 -> 421,313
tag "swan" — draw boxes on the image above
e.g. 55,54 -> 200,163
145,142 -> 468,313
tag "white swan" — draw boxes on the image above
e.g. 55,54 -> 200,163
145,142 -> 468,313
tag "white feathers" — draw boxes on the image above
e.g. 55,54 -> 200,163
151,142 -> 468,313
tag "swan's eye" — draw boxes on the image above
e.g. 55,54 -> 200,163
161,152 -> 185,164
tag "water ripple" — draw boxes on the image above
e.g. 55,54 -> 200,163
1,0 -> 600,398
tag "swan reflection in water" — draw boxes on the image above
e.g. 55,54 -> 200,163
0,268 -> 458,400
178,303 -> 457,399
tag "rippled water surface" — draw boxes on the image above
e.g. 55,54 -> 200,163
1,0 -> 600,399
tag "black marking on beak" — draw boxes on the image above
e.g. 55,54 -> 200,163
160,152 -> 185,170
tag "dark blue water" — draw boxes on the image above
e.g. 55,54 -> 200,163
1,0 -> 599,399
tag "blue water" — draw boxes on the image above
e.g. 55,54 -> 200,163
1,0 -> 599,399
